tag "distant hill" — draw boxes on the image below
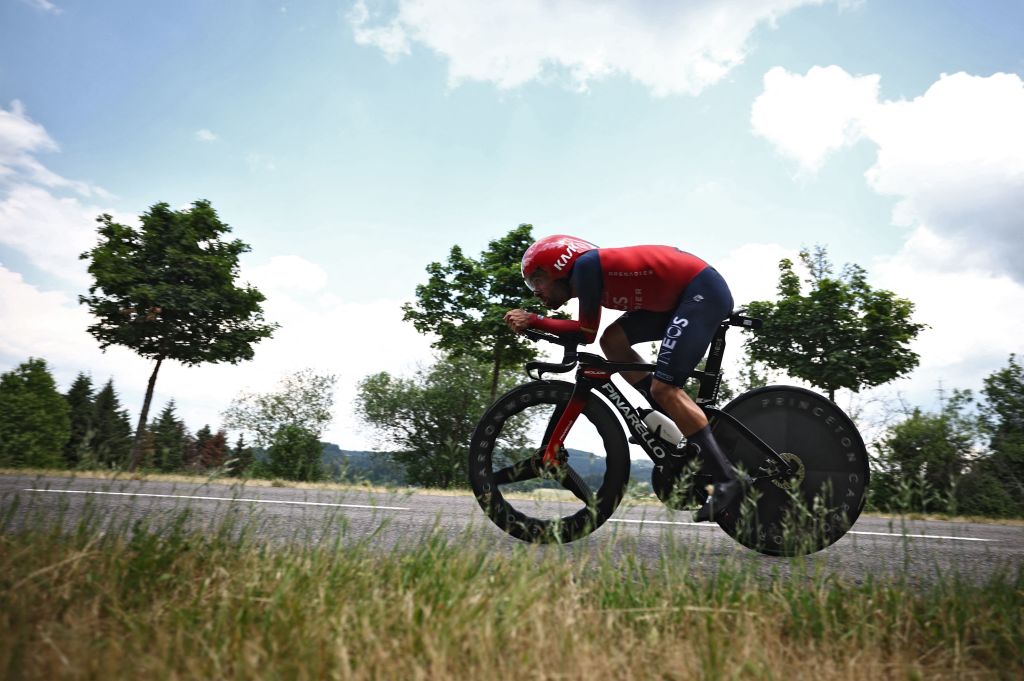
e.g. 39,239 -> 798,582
319,442 -> 654,490
320,443 -> 406,485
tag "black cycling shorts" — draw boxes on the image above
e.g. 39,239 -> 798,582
613,267 -> 733,387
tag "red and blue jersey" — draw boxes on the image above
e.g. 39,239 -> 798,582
530,245 -> 708,343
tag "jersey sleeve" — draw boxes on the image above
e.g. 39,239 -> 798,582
569,250 -> 602,343
528,314 -> 585,339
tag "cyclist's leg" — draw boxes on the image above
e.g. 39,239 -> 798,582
648,266 -> 734,436
601,311 -> 671,412
644,267 -> 743,520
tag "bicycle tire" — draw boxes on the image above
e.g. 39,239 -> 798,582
469,380 -> 631,543
710,385 -> 869,556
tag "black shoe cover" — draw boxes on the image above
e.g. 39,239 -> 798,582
693,477 -> 743,523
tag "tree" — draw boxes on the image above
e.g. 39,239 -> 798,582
91,379 -> 133,468
0,358 -> 70,468
79,200 -> 277,469
150,401 -> 187,472
745,246 -> 925,401
401,224 -> 552,401
63,372 -> 96,468
222,369 -> 337,447
355,353 -> 522,488
872,389 -> 977,513
198,428 -> 229,470
229,433 -> 254,477
266,424 -> 323,481
975,354 -> 1024,509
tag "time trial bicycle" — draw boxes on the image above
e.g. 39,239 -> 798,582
468,311 -> 869,556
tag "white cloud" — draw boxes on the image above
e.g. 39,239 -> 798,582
751,66 -> 879,171
752,68 -> 1024,284
20,0 -> 61,15
0,184 -> 103,286
872,227 -> 1024,404
244,255 -> 329,295
195,129 -> 219,143
349,0 -> 835,96
0,102 -> 120,285
246,153 -> 277,172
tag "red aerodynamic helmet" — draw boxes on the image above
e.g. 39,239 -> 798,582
521,234 -> 597,292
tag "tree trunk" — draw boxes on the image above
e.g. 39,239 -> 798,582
129,356 -> 163,470
490,346 -> 502,403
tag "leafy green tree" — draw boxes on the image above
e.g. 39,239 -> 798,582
63,372 -> 96,468
150,401 -> 187,471
971,354 -> 1024,512
872,389 -> 977,513
745,246 -> 925,401
402,224 -> 551,401
91,379 -> 133,468
266,424 -> 323,481
222,369 -> 337,447
0,358 -> 70,468
355,353 -> 523,488
956,458 -> 1021,518
79,200 -> 278,469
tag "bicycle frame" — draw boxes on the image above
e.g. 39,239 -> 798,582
524,315 -> 797,481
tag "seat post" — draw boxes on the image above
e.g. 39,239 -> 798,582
696,323 -> 728,404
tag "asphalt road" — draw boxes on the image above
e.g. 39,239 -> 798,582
3,473 -> 1022,585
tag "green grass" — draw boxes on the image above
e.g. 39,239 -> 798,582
1,491 -> 1021,680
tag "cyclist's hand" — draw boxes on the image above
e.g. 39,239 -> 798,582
504,309 -> 533,333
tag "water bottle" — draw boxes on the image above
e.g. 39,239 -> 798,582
642,411 -> 683,446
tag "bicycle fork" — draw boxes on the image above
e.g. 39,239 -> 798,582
539,369 -> 612,468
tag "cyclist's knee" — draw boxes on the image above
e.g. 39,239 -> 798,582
650,378 -> 684,404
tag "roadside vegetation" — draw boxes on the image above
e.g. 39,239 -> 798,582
1,494 -> 1020,681
1,222 -> 1022,518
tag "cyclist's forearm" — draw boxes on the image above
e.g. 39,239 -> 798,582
528,314 -> 596,343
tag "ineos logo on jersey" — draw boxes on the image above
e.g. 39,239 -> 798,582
658,316 -> 689,364
553,240 -> 590,271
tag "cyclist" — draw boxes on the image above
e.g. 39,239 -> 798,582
504,234 -> 745,522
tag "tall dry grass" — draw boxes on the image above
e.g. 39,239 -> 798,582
0,493 -> 1021,680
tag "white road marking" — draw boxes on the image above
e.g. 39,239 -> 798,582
848,530 -> 994,542
610,518 -> 996,542
610,518 -> 709,527
20,489 -> 999,543
23,488 -> 411,511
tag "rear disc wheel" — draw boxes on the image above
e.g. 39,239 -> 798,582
710,385 -> 869,556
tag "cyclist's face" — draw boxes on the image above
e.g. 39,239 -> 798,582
532,277 -> 571,309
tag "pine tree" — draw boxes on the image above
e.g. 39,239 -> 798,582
0,358 -> 70,468
150,401 -> 187,472
91,379 -> 133,468
63,372 -> 96,468
230,433 -> 254,476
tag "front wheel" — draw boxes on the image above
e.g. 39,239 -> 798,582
710,385 -> 870,556
468,380 -> 630,543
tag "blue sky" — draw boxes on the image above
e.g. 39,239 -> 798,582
2,0 -> 1022,449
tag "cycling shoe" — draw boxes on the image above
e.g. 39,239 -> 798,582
692,474 -> 749,523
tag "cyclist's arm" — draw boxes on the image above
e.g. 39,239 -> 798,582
526,314 -> 585,340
